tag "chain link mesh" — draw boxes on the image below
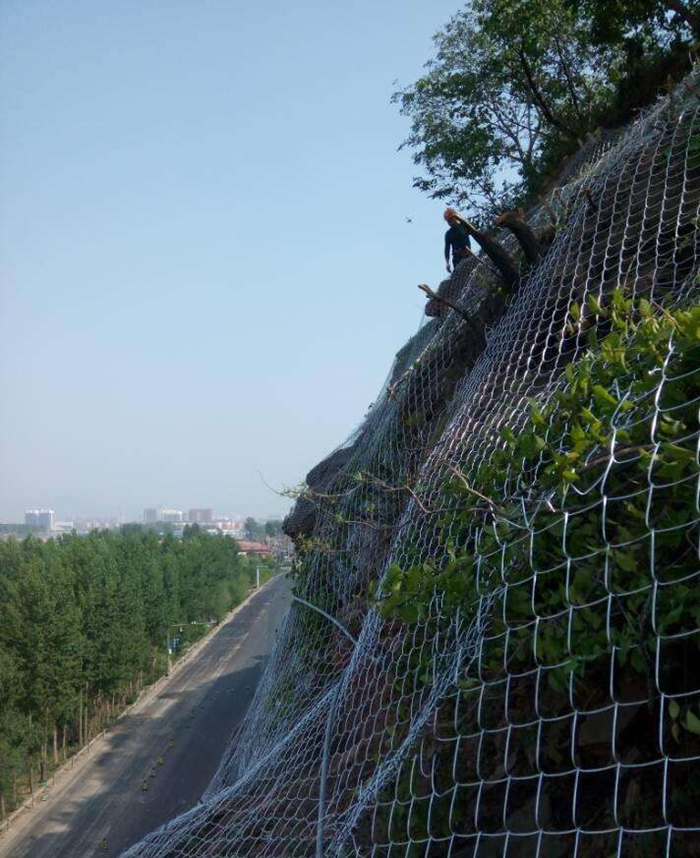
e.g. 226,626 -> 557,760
122,75 -> 700,858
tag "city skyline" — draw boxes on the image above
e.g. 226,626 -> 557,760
3,503 -> 286,527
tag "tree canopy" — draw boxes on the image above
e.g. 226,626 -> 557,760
394,0 -> 698,216
0,529 -> 255,816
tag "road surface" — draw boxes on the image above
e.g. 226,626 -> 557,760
0,574 -> 291,858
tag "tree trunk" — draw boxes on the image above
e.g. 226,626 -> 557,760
62,725 -> 67,761
42,706 -> 49,779
53,724 -> 58,765
12,771 -> 17,804
78,690 -> 83,746
0,792 -> 5,820
83,683 -> 89,743
27,758 -> 34,795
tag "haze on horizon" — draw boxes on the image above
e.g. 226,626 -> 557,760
0,0 -> 459,523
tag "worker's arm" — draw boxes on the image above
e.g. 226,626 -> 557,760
444,233 -> 451,272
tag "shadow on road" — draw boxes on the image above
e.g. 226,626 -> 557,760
17,655 -> 271,858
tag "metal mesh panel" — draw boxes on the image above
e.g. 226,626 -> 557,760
122,76 -> 700,858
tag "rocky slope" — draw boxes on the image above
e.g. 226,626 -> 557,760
124,74 -> 700,858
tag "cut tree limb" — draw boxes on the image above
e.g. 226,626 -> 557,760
417,283 -> 486,347
496,210 -> 545,264
449,212 -> 521,288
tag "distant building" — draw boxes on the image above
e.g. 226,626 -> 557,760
236,540 -> 273,556
188,508 -> 213,524
25,509 -> 54,532
143,507 -> 182,523
212,518 -> 246,537
73,518 -> 119,533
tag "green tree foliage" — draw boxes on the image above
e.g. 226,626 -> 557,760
393,0 -> 697,215
0,647 -> 27,807
0,529 -> 254,815
244,517 -> 266,540
574,0 -> 699,50
264,520 -> 283,538
182,522 -> 202,539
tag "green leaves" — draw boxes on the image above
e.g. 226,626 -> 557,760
586,293 -> 605,315
393,0 -> 625,214
375,292 -> 698,751
378,563 -> 434,624
591,384 -> 618,408
376,551 -> 485,625
500,426 -> 517,445
667,698 -> 700,744
684,709 -> 700,736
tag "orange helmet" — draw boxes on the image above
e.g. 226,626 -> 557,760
444,207 -> 458,222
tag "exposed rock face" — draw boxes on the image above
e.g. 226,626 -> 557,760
283,444 -> 357,543
423,271 -> 463,318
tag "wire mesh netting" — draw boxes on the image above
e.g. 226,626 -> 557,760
122,76 -> 700,857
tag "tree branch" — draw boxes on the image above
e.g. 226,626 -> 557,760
552,33 -> 586,127
517,44 -> 579,139
437,457 -> 505,515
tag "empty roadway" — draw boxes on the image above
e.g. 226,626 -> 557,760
0,574 -> 291,858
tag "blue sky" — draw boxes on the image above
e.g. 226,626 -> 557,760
0,0 -> 459,522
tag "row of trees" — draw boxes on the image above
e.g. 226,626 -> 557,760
243,517 -> 284,540
394,0 -> 699,215
0,529 -> 255,817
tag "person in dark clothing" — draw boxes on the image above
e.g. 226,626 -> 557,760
443,208 -> 472,273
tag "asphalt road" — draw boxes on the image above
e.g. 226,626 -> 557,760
0,574 -> 291,858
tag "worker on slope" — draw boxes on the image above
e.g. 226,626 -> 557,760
444,207 -> 472,273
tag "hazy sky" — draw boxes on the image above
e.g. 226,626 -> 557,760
0,0 -> 459,522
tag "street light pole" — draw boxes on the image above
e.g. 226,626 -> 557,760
165,621 -> 214,678
166,629 -> 171,677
